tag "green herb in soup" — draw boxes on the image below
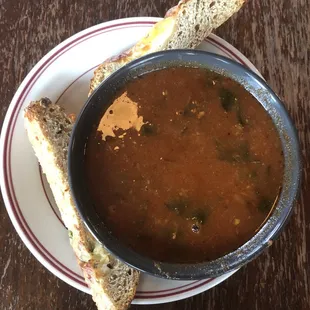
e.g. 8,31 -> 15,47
140,122 -> 157,136
215,140 -> 250,163
85,67 -> 284,264
219,88 -> 237,111
165,195 -> 190,216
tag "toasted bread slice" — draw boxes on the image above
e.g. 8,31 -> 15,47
24,98 -> 139,310
89,0 -> 246,94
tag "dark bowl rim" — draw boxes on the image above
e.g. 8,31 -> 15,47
68,49 -> 302,280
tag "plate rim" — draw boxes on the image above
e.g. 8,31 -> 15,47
0,16 -> 262,305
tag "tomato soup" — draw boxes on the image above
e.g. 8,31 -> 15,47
85,67 -> 284,263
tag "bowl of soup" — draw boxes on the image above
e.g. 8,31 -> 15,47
68,50 -> 301,279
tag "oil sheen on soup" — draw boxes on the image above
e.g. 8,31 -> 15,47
85,67 -> 284,264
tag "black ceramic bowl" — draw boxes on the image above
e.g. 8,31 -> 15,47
68,50 -> 301,280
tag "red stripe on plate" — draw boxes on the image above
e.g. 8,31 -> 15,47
38,164 -> 64,226
135,278 -> 213,299
208,37 -> 246,65
137,280 -> 200,295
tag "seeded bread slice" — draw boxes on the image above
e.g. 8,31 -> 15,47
89,0 -> 246,95
24,98 -> 139,310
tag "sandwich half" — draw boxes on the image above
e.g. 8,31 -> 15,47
24,98 -> 139,310
89,0 -> 246,95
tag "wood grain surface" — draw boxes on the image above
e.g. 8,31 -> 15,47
0,0 -> 309,309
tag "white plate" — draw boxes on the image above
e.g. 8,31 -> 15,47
0,17 -> 262,305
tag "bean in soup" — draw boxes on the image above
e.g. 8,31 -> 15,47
85,67 -> 284,263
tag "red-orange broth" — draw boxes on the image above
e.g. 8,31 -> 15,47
85,67 -> 284,263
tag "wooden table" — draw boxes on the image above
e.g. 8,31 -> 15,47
0,0 -> 309,309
